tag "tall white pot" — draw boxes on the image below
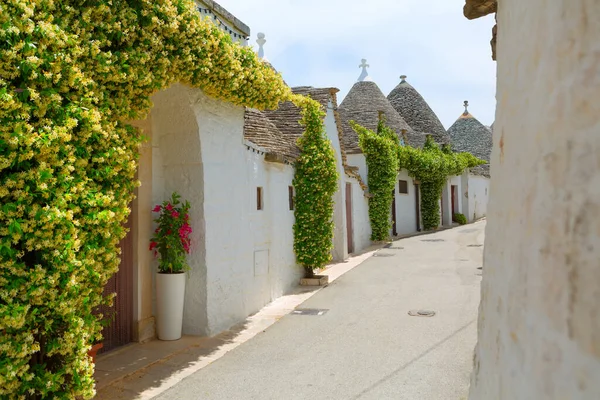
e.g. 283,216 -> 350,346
155,272 -> 186,341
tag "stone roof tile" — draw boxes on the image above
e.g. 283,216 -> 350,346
387,76 -> 450,144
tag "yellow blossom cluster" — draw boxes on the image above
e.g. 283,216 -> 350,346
0,0 -> 332,398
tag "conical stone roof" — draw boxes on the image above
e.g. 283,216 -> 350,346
387,76 -> 450,144
338,81 -> 420,153
448,102 -> 493,177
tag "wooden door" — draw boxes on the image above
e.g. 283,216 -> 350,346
414,183 -> 421,231
391,188 -> 397,236
345,183 -> 354,254
451,185 -> 458,217
98,208 -> 134,353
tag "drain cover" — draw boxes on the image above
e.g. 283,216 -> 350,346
408,310 -> 436,317
373,252 -> 395,257
421,239 -> 444,242
292,308 -> 329,316
477,267 -> 483,270
468,244 -> 483,247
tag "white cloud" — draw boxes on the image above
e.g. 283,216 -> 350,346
218,0 -> 496,127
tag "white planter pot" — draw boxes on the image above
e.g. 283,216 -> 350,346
155,272 -> 186,341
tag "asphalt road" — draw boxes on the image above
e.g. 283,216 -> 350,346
155,222 -> 485,400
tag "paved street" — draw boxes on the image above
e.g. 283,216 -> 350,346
155,222 -> 485,400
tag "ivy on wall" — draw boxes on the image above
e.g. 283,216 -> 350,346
398,137 -> 485,230
292,96 -> 338,278
352,120 -> 399,241
0,1 -> 335,398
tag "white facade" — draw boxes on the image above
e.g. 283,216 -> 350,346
147,84 -> 302,337
344,176 -> 371,254
469,0 -> 600,398
461,172 -> 490,223
393,170 -> 419,235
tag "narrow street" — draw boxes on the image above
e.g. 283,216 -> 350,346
155,221 -> 485,400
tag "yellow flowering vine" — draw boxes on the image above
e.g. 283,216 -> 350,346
0,0 -> 334,398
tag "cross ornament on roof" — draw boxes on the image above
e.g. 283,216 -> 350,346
257,32 -> 266,60
357,58 -> 371,82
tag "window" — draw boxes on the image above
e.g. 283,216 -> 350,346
257,187 -> 263,210
398,180 -> 409,194
288,186 -> 294,210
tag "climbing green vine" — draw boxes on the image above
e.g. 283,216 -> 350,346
398,136 -> 485,230
0,1 -> 334,398
292,96 -> 338,278
352,119 -> 398,241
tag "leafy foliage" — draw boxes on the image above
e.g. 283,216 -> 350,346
0,1 -> 334,398
453,213 -> 467,225
352,119 -> 399,241
292,97 -> 338,278
398,136 -> 485,230
150,193 -> 192,274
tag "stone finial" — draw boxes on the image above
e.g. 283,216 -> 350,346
464,100 -> 470,115
400,75 -> 407,82
257,32 -> 266,59
357,58 -> 371,82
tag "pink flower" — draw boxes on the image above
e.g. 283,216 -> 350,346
166,204 -> 174,212
171,211 -> 180,218
149,241 -> 157,251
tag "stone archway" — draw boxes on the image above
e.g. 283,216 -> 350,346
133,83 -> 209,340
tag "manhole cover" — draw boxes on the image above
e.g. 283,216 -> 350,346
408,310 -> 436,317
292,308 -> 329,316
373,252 -> 395,257
421,239 -> 444,242
468,244 -> 483,247
460,229 -> 478,233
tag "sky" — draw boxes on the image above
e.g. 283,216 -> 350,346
219,0 -> 497,129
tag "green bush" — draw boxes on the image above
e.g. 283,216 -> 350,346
453,213 -> 468,225
351,120 -> 399,242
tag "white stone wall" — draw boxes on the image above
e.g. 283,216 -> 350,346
469,0 -> 600,398
463,174 -> 489,222
347,153 -> 368,185
242,142 -> 301,322
393,170 -> 418,235
149,84 -> 302,338
347,177 -> 371,254
150,85 -> 208,335
324,103 -> 348,262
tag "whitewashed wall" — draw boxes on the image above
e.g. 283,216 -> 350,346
150,84 -> 302,338
393,170 -> 418,235
347,177 -> 371,254
243,142 -> 301,319
347,153 -> 368,185
324,103 -> 348,262
150,85 -> 209,335
469,0 -> 600,398
463,174 -> 489,222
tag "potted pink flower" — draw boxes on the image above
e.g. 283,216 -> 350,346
150,192 -> 191,341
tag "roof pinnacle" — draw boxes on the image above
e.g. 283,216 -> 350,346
358,58 -> 371,82
463,100 -> 469,115
400,75 -> 407,82
257,32 -> 266,60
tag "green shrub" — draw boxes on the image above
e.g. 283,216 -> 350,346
453,213 -> 468,225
